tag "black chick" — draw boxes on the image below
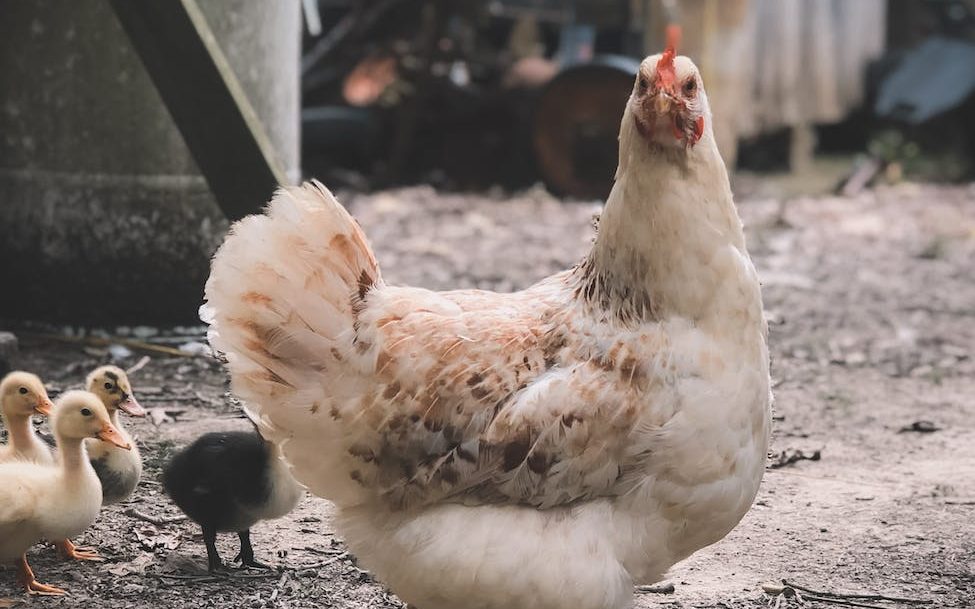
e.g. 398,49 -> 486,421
162,431 -> 302,571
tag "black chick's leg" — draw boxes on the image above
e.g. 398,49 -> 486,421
234,530 -> 271,569
202,526 -> 224,573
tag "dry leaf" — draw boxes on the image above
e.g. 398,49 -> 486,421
106,553 -> 155,576
133,526 -> 182,551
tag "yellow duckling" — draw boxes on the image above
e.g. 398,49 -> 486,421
0,371 -> 56,465
84,365 -> 146,505
0,390 -> 130,595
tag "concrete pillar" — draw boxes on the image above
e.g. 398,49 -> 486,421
0,0 -> 300,324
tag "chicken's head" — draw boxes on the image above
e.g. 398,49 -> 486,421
629,25 -> 707,149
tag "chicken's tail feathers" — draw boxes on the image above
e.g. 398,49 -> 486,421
202,180 -> 381,448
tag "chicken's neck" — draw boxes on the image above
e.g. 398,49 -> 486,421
575,124 -> 750,324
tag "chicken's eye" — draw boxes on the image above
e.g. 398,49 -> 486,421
638,76 -> 648,91
682,78 -> 697,96
18,387 -> 28,395
80,408 -> 92,417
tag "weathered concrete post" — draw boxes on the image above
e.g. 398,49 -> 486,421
0,0 -> 300,324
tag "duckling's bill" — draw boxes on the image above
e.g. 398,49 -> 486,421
117,394 -> 145,417
96,424 -> 131,450
33,397 -> 55,417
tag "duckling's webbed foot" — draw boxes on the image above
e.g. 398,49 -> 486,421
16,555 -> 67,596
25,580 -> 67,596
55,539 -> 104,562
233,530 -> 271,569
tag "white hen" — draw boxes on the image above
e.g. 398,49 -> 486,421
204,38 -> 771,609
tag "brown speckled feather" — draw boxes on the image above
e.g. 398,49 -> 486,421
340,278 -> 680,509
204,183 -> 680,511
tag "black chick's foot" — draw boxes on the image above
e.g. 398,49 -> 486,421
232,554 -> 273,570
203,527 -> 228,574
234,530 -> 272,570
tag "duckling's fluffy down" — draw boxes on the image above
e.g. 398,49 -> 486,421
162,431 -> 301,532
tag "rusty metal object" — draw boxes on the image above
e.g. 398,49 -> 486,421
532,55 -> 639,200
343,55 -> 398,106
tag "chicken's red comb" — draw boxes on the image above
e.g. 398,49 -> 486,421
656,24 -> 681,88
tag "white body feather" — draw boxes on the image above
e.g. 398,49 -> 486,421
205,53 -> 771,609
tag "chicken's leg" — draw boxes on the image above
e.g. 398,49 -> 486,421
16,555 -> 66,596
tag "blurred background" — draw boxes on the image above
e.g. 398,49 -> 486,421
1,0 -> 974,327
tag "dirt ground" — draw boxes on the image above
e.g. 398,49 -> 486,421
1,181 -> 973,608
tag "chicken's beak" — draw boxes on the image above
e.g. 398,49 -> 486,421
96,424 -> 131,450
118,394 -> 146,417
654,91 -> 674,116
34,399 -> 54,417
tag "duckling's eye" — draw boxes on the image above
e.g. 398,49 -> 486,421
18,387 -> 28,395
104,382 -> 114,391
80,408 -> 92,417
682,78 -> 697,96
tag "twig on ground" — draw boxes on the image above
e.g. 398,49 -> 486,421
127,355 -> 151,375
295,551 -> 350,570
269,571 -> 290,604
157,569 -> 279,584
302,547 -> 346,556
799,594 -> 888,609
782,579 -> 932,605
227,572 -> 280,580
23,332 -> 195,358
157,573 -> 223,584
944,498 -> 975,505
897,421 -> 940,434
124,507 -> 187,526
635,582 -> 675,594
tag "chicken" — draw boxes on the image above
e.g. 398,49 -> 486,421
203,34 -> 771,609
